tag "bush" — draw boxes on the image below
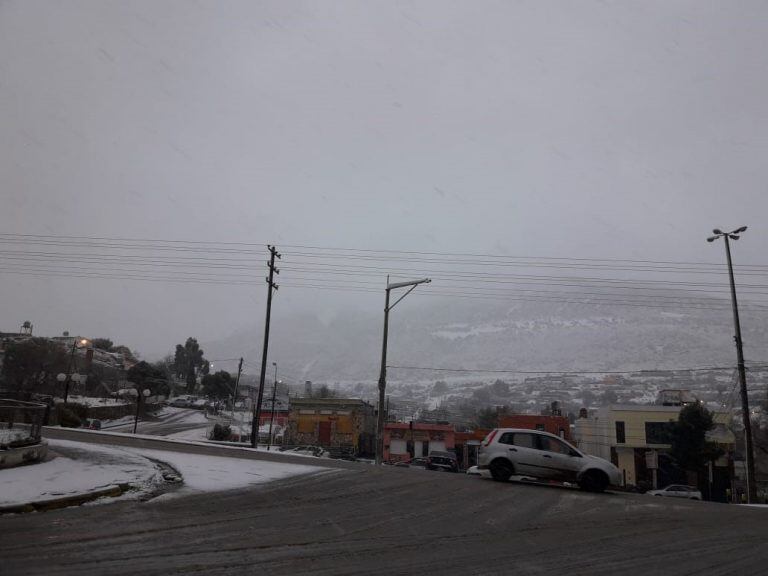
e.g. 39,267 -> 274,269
67,403 -> 90,420
58,406 -> 82,428
210,423 -> 231,441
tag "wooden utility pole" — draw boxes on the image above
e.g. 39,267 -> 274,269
231,357 -> 243,420
251,245 -> 280,448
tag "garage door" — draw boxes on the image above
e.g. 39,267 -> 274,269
430,441 -> 446,453
390,439 -> 407,455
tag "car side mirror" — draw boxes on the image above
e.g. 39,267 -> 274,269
570,450 -> 582,457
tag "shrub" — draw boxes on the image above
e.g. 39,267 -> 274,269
58,406 -> 82,428
211,423 -> 232,441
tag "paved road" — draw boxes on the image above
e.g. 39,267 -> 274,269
103,407 -> 209,436
3,431 -> 768,575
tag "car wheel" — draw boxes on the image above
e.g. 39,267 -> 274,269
490,459 -> 514,482
578,470 -> 608,493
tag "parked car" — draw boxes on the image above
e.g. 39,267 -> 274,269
477,428 -> 622,492
646,485 -> 702,500
426,450 -> 459,472
283,445 -> 329,458
394,457 -> 428,469
81,418 -> 102,430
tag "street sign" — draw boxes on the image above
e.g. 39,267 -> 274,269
645,450 -> 658,470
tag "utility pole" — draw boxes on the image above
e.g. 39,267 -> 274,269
63,339 -> 78,405
268,361 -> 278,451
231,357 -> 243,421
708,226 -> 757,503
376,276 -> 431,465
251,245 -> 280,448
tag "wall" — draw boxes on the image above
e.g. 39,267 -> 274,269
498,414 -> 572,441
383,423 -> 455,461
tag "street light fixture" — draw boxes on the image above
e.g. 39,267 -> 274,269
708,226 -> 756,503
375,276 -> 431,465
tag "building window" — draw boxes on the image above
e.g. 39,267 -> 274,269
615,421 -> 626,444
535,424 -> 545,432
645,422 -> 674,445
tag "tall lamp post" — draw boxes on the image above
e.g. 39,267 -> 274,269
707,226 -> 757,503
375,276 -> 431,465
129,388 -> 151,434
57,338 -> 89,405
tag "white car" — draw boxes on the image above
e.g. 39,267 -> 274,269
646,485 -> 702,500
477,428 -> 622,492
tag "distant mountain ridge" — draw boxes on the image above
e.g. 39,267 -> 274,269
201,296 -> 768,385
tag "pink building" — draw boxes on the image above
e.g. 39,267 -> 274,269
383,422 -> 455,462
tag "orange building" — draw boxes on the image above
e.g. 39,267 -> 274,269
285,397 -> 375,456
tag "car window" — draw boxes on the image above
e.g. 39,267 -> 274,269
497,432 -> 514,445
512,433 -> 536,449
539,436 -> 571,454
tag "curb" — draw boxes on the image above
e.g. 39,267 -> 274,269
0,483 -> 132,515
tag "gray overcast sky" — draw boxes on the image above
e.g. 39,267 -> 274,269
1,0 -> 767,358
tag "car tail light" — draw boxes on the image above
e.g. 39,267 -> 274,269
482,429 -> 499,446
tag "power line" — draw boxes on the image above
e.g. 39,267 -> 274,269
3,233 -> 768,270
6,232 -> 768,268
385,364 -> 762,375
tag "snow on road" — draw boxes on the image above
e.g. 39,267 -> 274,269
134,448 -> 325,497
0,438 -> 326,509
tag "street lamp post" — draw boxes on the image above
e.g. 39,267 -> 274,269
375,276 -> 431,465
58,338 -> 89,405
129,388 -> 151,434
268,362 -> 278,451
707,226 -> 757,503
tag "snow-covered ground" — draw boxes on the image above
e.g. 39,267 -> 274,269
0,438 -> 326,509
134,448 -> 324,498
0,440 -> 161,507
166,426 -> 208,441
0,428 -> 32,447
65,396 -> 131,407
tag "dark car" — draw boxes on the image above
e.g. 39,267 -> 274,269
81,418 -> 102,430
426,451 -> 459,472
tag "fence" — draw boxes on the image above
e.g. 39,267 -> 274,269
0,399 -> 47,449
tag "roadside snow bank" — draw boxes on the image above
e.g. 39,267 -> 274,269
132,448 -> 324,497
0,440 -> 161,507
1,438 -> 327,509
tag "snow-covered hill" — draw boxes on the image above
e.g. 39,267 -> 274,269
201,295 -> 768,386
